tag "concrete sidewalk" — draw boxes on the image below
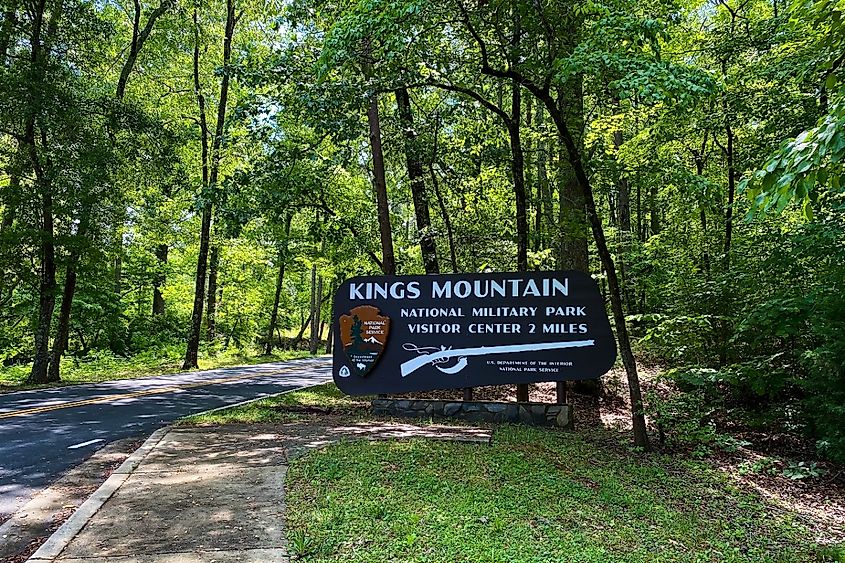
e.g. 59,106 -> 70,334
28,420 -> 492,562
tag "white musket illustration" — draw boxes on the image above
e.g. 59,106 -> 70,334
400,339 -> 595,377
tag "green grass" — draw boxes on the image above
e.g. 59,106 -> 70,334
285,425 -> 831,562
0,345 -> 312,392
178,382 -> 373,425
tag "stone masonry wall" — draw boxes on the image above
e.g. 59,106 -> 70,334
372,399 -> 573,429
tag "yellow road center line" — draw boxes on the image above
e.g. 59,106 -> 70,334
0,367 -> 305,420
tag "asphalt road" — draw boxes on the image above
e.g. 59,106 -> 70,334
0,356 -> 332,519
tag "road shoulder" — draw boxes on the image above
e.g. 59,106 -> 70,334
0,438 -> 142,563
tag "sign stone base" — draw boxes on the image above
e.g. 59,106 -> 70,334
371,398 -> 573,429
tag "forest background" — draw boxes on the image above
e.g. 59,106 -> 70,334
0,0 -> 843,461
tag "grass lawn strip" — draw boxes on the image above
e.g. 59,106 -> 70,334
179,381 -> 372,426
284,426 -> 824,562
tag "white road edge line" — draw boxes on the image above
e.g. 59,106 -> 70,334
26,366 -> 332,563
67,439 -> 104,450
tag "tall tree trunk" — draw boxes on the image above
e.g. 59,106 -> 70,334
430,166 -> 457,272
636,178 -> 643,242
509,83 -> 529,273
535,104 -> 546,251
309,269 -> 322,355
152,243 -> 167,315
185,206 -> 212,368
367,93 -> 396,275
184,0 -> 236,368
205,245 -> 219,340
613,103 -> 633,315
430,112 -> 457,272
264,214 -> 292,355
510,79 -> 530,404
47,260 -> 76,381
694,134 -> 710,278
325,322 -> 333,354
556,82 -> 588,273
29,144 -> 56,384
553,81 -> 588,404
648,184 -> 659,238
395,87 -> 439,274
614,136 -> 631,232
715,97 -> 737,367
723,119 -> 735,270
524,94 -> 534,252
26,0 -> 59,384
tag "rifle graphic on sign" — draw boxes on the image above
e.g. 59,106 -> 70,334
400,340 -> 595,377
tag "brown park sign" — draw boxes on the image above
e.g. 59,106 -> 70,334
332,270 -> 617,395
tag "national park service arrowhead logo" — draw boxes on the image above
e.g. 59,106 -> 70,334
339,305 -> 390,377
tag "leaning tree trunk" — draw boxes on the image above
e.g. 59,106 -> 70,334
473,50 -> 650,446
48,217 -> 90,382
542,93 -> 650,449
47,261 -> 76,381
264,251 -> 286,355
430,166 -> 457,272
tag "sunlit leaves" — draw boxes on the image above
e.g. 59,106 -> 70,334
743,90 -> 845,219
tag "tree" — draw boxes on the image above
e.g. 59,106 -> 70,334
184,0 -> 238,369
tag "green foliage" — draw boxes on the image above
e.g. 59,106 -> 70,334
781,460 -> 826,480
634,314 -> 720,365
743,91 -> 845,219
